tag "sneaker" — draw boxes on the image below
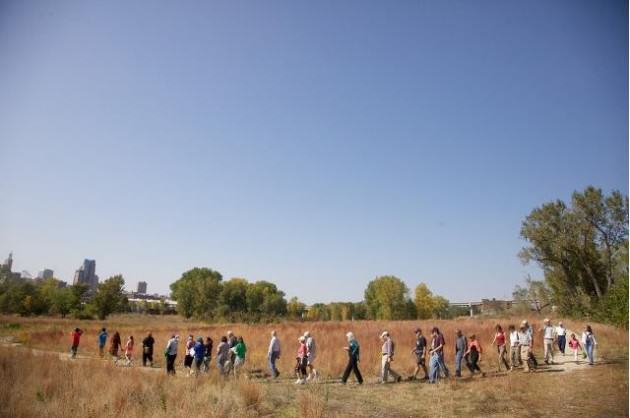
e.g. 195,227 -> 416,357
295,379 -> 302,384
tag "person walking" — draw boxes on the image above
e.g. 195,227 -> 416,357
491,325 -> 510,372
304,331 -> 318,381
341,332 -> 363,385
508,324 -> 521,370
142,332 -> 155,367
380,331 -> 401,383
124,335 -> 135,366
433,327 -> 449,378
110,331 -> 122,362
97,328 -> 108,358
555,322 -> 567,355
184,335 -> 195,375
164,335 -> 179,375
70,328 -> 83,359
216,336 -> 230,375
454,329 -> 467,378
522,320 -> 538,367
542,319 -> 555,365
268,330 -> 281,378
518,324 -> 533,372
411,328 -> 428,380
581,325 -> 597,365
295,336 -> 308,384
193,337 -> 205,375
203,337 -> 213,372
464,334 -> 484,376
428,327 -> 442,383
568,334 -> 582,362
232,336 -> 247,377
226,331 -> 237,374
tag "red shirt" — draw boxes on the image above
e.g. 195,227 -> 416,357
568,339 -> 581,349
495,331 -> 506,346
468,340 -> 482,353
71,330 -> 82,346
297,342 -> 307,358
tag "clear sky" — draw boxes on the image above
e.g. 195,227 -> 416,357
1,1 -> 627,304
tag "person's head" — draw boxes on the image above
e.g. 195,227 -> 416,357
221,336 -> 227,343
415,328 -> 422,336
227,331 -> 233,337
380,331 -> 389,340
238,336 -> 244,344
130,336 -> 134,341
495,324 -> 503,333
170,334 -> 175,339
299,336 -> 306,343
470,334 -> 476,341
304,331 -> 310,338
519,324 -> 526,332
75,327 -> 80,332
175,335 -> 180,341
346,332 -> 355,342
147,332 -> 152,337
187,335 -> 192,341
586,325 -> 593,333
271,330 -> 277,337
206,337 -> 212,343
544,318 -> 550,325
431,327 -> 439,336
508,324 -> 515,332
115,331 -> 120,337
197,336 -> 203,343
558,321 -> 563,327
456,329 -> 462,337
101,327 -> 106,332
570,333 -> 576,340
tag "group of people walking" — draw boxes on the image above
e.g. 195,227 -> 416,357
68,319 -> 599,384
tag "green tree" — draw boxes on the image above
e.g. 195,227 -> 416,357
219,278 -> 249,313
246,281 -> 287,319
170,268 -> 223,319
287,297 -> 306,319
520,187 -> 628,319
92,275 -> 128,320
364,276 -> 412,320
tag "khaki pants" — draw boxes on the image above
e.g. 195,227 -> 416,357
543,339 -> 554,363
497,344 -> 510,371
520,346 -> 530,372
381,355 -> 400,382
510,346 -> 521,367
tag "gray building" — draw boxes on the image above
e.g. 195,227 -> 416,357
1,252 -> 13,272
72,259 -> 99,290
137,281 -> 147,294
37,269 -> 54,280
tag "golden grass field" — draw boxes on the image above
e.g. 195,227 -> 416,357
0,314 -> 627,417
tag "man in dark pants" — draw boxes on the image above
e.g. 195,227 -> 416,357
142,332 -> 155,367
411,328 -> 429,380
165,335 -> 179,375
341,332 -> 363,384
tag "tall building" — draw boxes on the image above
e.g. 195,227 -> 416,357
1,252 -> 13,272
72,259 -> 99,290
137,281 -> 147,294
37,269 -> 54,280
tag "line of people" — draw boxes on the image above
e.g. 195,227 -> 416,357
69,320 -> 599,383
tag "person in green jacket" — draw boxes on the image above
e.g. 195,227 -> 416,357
231,336 -> 247,377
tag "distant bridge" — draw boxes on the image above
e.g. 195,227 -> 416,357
450,299 -> 543,317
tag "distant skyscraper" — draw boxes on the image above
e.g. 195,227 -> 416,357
72,259 -> 99,290
37,269 -> 54,280
2,252 -> 13,272
137,281 -> 147,294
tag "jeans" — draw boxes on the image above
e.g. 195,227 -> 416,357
428,353 -> 440,383
341,355 -> 363,384
268,351 -> 280,378
585,342 -> 594,364
437,352 -> 449,377
557,335 -> 566,354
455,351 -> 464,377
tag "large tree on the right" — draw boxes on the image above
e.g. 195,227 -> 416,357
520,186 -> 628,322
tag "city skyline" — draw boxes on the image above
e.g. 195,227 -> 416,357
1,1 -> 627,305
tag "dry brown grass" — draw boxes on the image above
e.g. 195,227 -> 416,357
0,314 -> 627,417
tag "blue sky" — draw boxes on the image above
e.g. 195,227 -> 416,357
0,0 -> 627,304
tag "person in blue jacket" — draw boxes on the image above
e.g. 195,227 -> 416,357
193,337 -> 205,376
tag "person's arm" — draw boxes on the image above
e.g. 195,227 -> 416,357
491,334 -> 497,346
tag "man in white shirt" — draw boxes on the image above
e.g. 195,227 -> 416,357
508,324 -> 520,370
542,319 -> 555,364
555,322 -> 567,355
304,331 -> 318,380
268,330 -> 281,378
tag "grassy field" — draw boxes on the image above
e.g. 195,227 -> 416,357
0,314 -> 627,417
